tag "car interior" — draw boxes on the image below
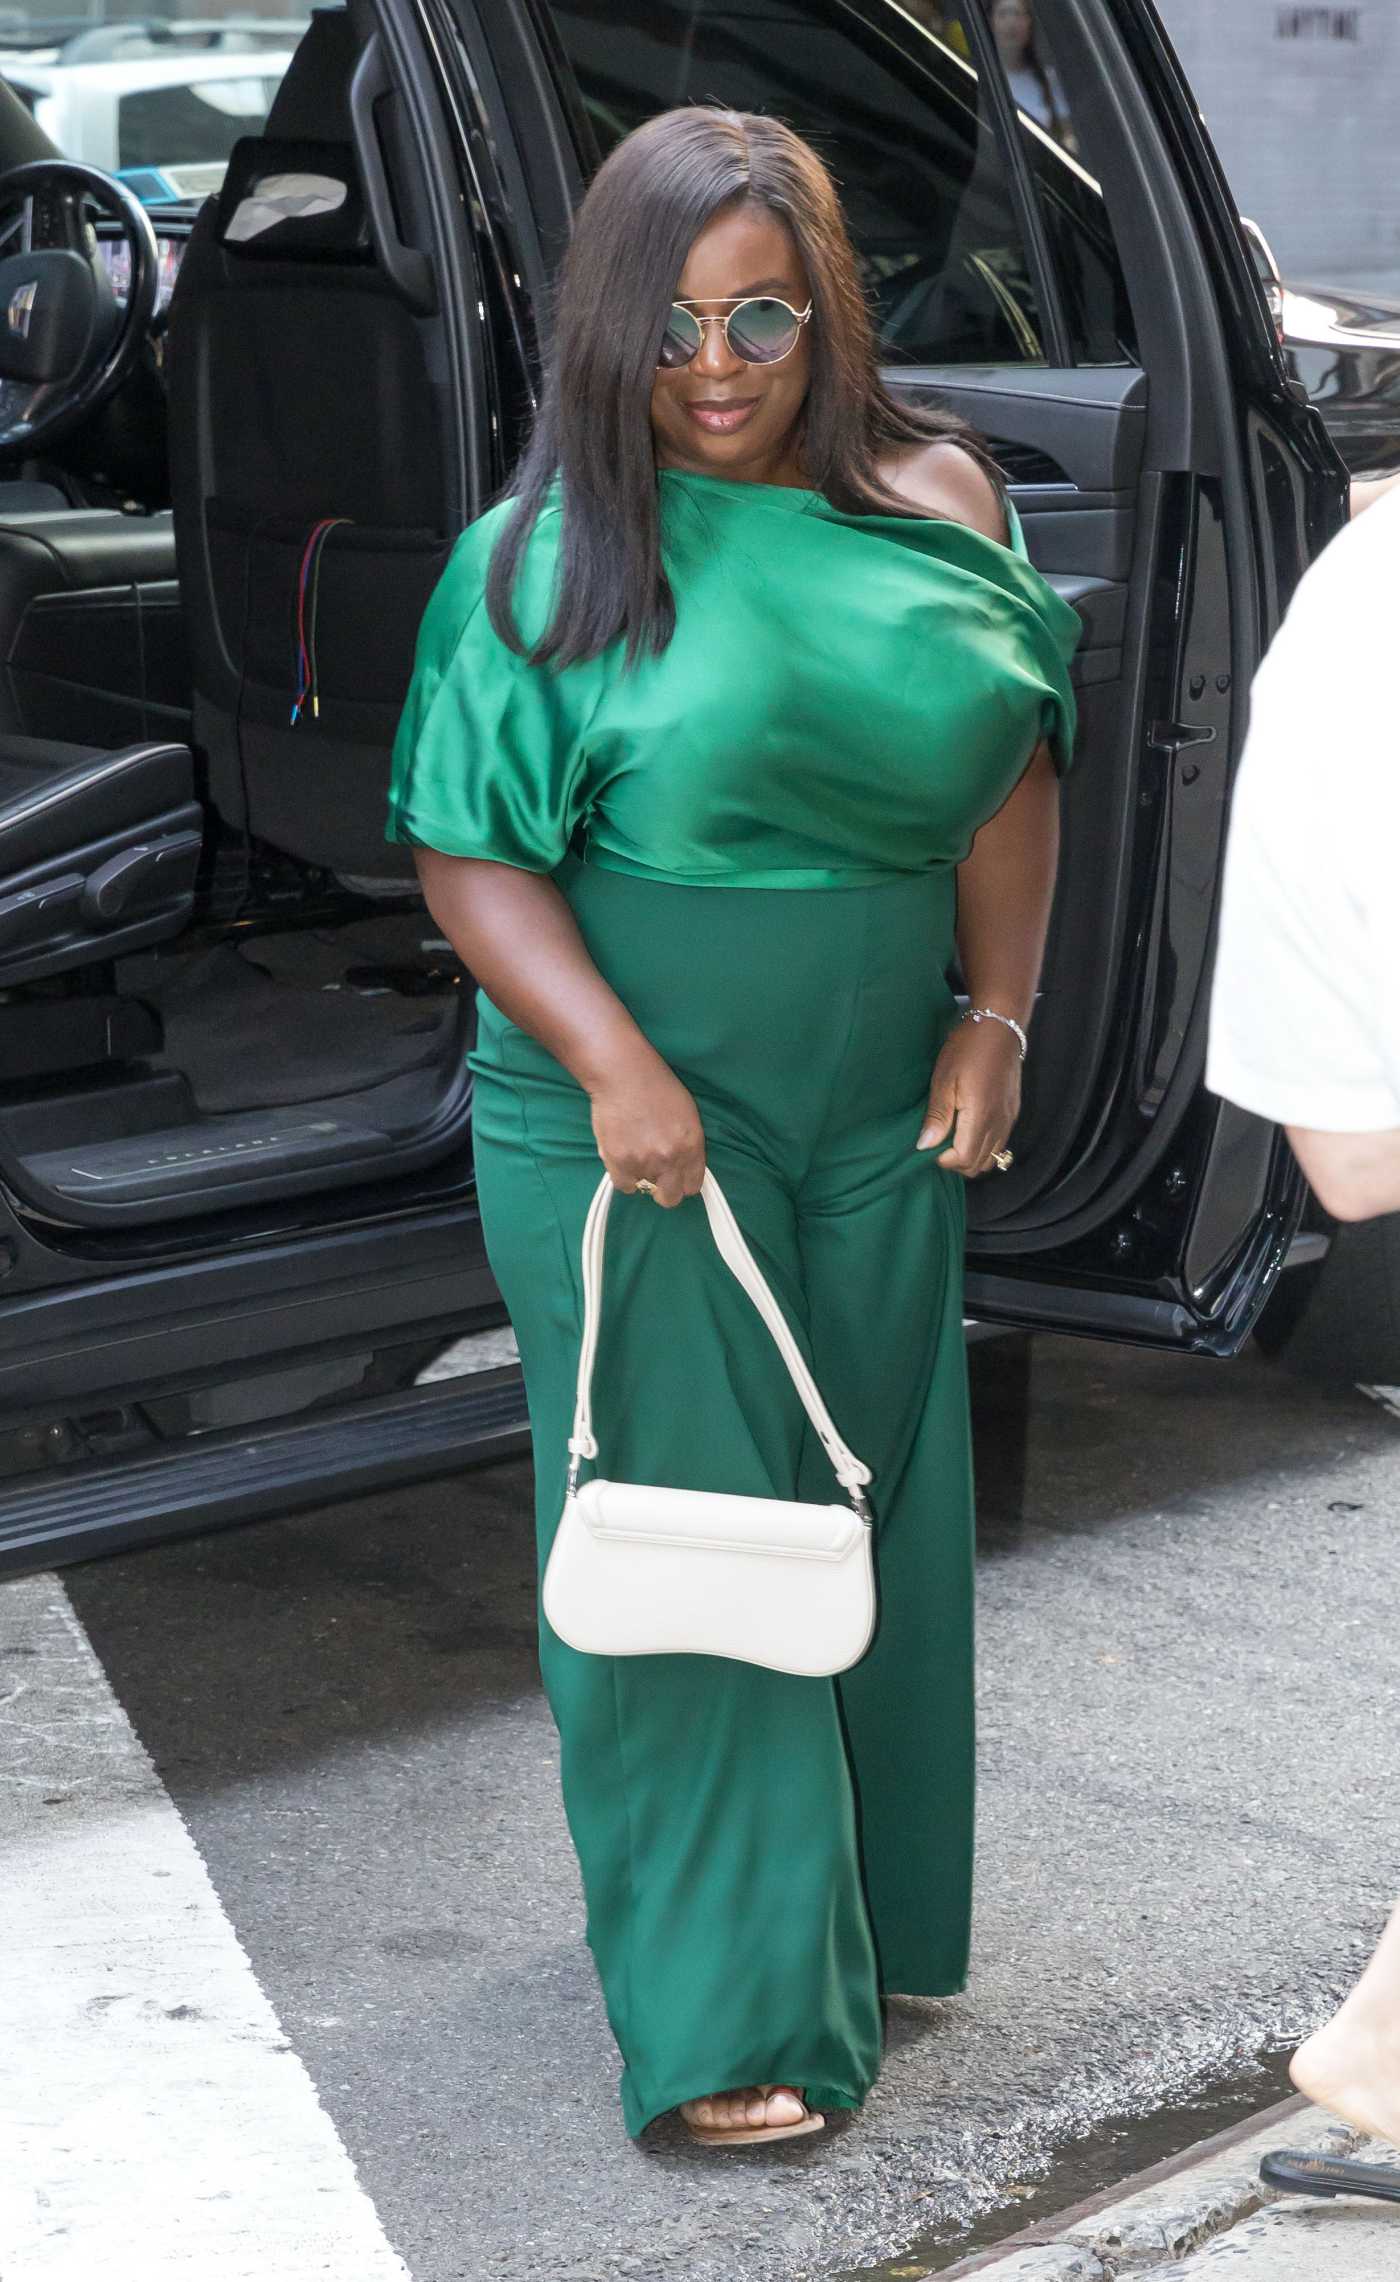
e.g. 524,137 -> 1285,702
0,3 -> 473,1238
0,0 -> 1274,1280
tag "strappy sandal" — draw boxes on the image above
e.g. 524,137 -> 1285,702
681,2083 -> 825,2147
1260,2148 -> 1400,2204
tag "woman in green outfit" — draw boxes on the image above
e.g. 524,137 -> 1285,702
386,105 -> 1080,2148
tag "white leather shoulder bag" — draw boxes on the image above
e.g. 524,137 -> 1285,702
541,1168 -> 877,1677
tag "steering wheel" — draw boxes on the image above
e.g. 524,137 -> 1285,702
0,158 -> 159,458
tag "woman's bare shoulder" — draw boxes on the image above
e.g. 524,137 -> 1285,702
875,438 -> 1010,545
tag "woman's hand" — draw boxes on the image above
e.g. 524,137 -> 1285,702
589,1049 -> 707,1208
412,854 -> 706,1208
915,1017 -> 1022,1177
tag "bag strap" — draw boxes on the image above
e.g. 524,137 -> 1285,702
566,1169 -> 874,1512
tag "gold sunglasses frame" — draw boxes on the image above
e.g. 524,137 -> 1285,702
659,294 -> 814,368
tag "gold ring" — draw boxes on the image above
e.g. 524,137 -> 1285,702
634,1178 -> 658,1195
991,1148 -> 1014,1172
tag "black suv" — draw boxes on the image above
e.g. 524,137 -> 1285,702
0,0 -> 1381,1577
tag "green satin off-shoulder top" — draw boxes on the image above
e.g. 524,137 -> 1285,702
385,467 -> 1083,890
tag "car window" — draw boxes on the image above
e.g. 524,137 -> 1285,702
119,76 -> 288,183
543,0 -> 1136,368
972,1 -> 1138,365
0,15 -> 312,204
1156,3 -> 1400,473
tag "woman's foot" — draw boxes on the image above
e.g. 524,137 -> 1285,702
1291,2011 -> 1400,2146
680,2083 -> 824,2145
1289,1895 -> 1400,2147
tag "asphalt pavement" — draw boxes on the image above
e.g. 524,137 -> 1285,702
4,1330 -> 1399,2282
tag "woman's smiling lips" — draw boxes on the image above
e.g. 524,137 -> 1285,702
683,397 -> 760,433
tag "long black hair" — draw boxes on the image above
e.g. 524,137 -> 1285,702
485,103 -> 1009,672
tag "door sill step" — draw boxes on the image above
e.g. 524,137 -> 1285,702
21,1107 -> 388,1204
0,1368 -> 529,1578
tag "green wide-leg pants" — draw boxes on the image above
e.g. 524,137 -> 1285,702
466,851 -> 974,2138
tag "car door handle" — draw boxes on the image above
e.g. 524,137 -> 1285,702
349,36 -> 438,318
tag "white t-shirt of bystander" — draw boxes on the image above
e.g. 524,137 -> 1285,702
1205,481 -> 1400,1133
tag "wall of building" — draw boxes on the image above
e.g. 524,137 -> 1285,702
1156,2 -> 1400,291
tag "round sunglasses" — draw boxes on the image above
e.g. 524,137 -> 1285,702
657,294 -> 813,370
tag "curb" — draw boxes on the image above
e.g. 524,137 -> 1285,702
937,2097 -> 1360,2278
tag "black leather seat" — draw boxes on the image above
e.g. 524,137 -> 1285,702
0,734 -> 190,873
0,1 -> 456,981
166,2 -> 454,882
0,498 -> 195,982
0,732 -> 201,986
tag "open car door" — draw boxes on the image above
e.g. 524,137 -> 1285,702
467,0 -> 1347,1354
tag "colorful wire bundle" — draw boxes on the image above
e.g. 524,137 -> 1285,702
290,516 -> 354,724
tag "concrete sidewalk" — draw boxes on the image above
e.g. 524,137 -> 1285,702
1147,2188 -> 1400,2279
948,2098 -> 1400,2280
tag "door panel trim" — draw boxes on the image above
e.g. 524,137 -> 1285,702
893,363 -> 1148,490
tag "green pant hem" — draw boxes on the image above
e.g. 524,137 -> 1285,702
880,1974 -> 967,2000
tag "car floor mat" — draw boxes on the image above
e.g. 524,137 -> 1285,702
124,936 -> 461,1115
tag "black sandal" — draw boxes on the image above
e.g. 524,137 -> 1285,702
1260,2148 -> 1400,2204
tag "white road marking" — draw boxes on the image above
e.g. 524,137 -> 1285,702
413,1324 -> 519,1383
1358,1383 -> 1400,1422
0,1573 -> 411,2282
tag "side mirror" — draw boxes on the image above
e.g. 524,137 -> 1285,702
1240,214 -> 1286,348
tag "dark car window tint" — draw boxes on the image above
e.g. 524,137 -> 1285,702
545,0 -> 1053,367
970,1 -> 1138,364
